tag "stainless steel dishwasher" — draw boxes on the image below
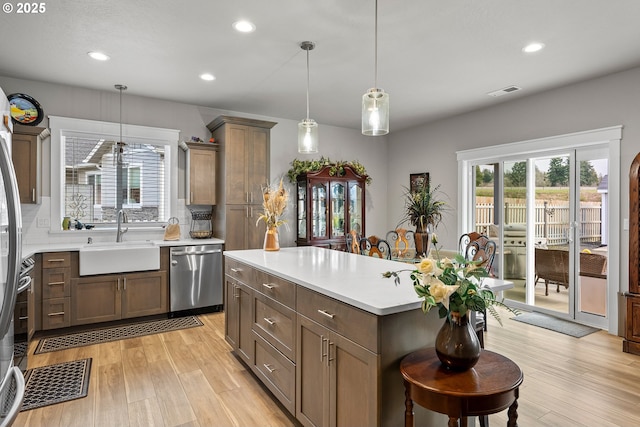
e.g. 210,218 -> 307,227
170,244 -> 223,312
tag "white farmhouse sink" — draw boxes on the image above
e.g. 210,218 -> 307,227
79,241 -> 160,276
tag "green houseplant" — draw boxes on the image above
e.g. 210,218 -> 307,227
399,179 -> 447,255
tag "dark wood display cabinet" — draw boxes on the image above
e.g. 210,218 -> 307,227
624,152 -> 640,355
295,165 -> 366,250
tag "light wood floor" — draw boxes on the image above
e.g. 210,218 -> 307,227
14,310 -> 640,427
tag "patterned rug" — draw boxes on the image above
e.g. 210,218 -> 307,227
21,358 -> 92,411
35,315 -> 203,354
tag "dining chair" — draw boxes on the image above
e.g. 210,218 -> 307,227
385,228 -> 416,259
360,236 -> 392,259
459,232 -> 498,341
345,229 -> 361,254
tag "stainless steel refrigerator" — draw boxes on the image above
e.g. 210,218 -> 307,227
0,87 -> 26,425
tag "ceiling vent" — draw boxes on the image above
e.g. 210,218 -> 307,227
487,85 -> 522,97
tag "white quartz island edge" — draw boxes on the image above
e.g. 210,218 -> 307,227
224,246 -> 423,316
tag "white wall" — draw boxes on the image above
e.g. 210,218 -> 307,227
386,65 -> 640,332
0,75 -> 389,247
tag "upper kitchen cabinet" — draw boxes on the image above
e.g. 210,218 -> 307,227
184,141 -> 217,205
207,116 -> 276,250
11,124 -> 49,204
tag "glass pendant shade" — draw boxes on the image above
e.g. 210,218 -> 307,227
362,88 -> 389,136
298,118 -> 319,153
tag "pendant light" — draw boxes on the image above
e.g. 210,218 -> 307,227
298,41 -> 319,153
362,0 -> 389,136
114,84 -> 127,165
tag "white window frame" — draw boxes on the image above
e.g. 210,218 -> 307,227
49,116 -> 179,231
457,126 -> 622,335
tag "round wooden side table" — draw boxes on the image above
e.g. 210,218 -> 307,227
400,348 -> 523,427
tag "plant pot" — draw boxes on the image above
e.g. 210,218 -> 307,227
435,312 -> 481,371
263,226 -> 280,251
414,226 -> 430,257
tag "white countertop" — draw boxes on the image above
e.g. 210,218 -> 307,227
225,246 -> 424,316
22,238 -> 225,259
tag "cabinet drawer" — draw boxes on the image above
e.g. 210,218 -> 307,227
253,270 -> 295,308
253,292 -> 295,361
225,259 -> 253,285
42,268 -> 70,299
43,252 -> 71,269
42,297 -> 70,330
297,286 -> 378,353
253,332 -> 295,414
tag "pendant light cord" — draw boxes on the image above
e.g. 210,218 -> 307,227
374,0 -> 378,89
306,46 -> 310,120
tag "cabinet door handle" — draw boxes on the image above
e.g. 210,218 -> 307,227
327,341 -> 334,367
246,192 -> 250,203
263,317 -> 275,326
317,309 -> 335,319
117,278 -> 120,292
263,363 -> 276,374
47,281 -> 65,286
32,188 -> 35,202
262,283 -> 275,290
18,316 -> 28,321
123,277 -> 127,291
320,335 -> 328,362
233,284 -> 240,299
48,312 -> 65,317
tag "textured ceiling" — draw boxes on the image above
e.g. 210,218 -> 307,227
1,0 -> 640,132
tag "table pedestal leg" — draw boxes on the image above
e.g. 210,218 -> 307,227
479,415 -> 488,427
404,383 -> 414,427
507,388 -> 519,427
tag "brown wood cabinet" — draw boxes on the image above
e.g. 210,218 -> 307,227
224,255 -> 444,426
207,116 -> 276,250
71,271 -> 167,326
624,152 -> 640,355
185,141 -> 217,205
41,252 -> 72,330
295,165 -> 367,250
297,315 -> 377,427
11,124 -> 47,204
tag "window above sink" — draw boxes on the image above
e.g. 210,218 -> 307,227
49,116 -> 180,232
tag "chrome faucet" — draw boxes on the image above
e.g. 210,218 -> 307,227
116,209 -> 128,242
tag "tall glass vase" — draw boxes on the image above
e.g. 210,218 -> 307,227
414,224 -> 430,257
435,312 -> 481,371
263,226 -> 280,251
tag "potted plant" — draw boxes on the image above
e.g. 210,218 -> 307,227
399,179 -> 447,256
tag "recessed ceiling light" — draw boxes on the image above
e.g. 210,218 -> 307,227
232,20 -> 256,33
88,51 -> 110,61
200,73 -> 215,81
522,42 -> 545,53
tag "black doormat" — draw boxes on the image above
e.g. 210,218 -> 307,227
21,358 -> 92,411
511,312 -> 600,337
35,315 -> 203,354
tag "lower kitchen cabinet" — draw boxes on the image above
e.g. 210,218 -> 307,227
296,314 -> 377,427
71,271 -> 167,326
224,276 -> 253,365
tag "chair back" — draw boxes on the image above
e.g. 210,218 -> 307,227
459,232 -> 497,274
345,229 -> 361,254
386,228 -> 416,259
360,236 -> 392,259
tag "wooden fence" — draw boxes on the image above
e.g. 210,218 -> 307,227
475,202 -> 602,246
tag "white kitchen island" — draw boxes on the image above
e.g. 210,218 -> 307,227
224,246 -> 447,427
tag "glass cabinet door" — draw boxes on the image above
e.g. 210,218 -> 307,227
297,182 -> 307,239
311,181 -> 328,239
348,181 -> 363,235
331,182 -> 346,238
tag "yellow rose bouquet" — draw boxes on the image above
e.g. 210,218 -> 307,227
383,235 -> 510,323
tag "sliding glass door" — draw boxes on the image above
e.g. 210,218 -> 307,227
468,148 -> 609,328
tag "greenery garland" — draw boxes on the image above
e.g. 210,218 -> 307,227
287,157 -> 372,185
